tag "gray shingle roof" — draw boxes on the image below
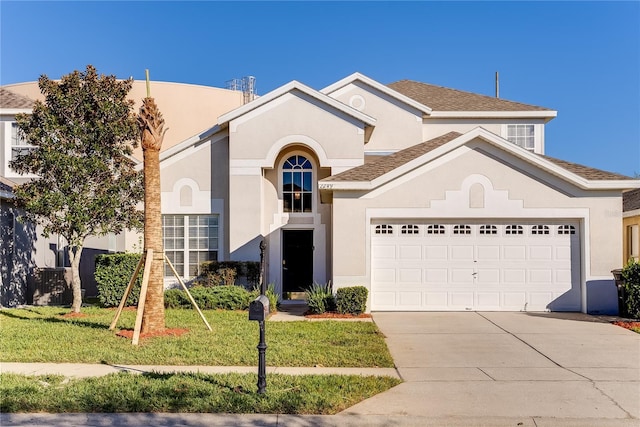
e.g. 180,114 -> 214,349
0,87 -> 35,109
324,132 -> 462,182
623,188 -> 640,212
388,80 -> 553,112
538,155 -> 633,181
324,132 -> 633,184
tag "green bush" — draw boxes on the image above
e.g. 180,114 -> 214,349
95,253 -> 142,307
621,260 -> 640,318
197,261 -> 261,288
250,283 -> 279,313
164,286 -> 252,310
335,286 -> 368,315
305,282 -> 335,314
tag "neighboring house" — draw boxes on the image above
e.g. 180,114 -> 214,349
623,188 -> 640,263
0,82 -> 245,305
3,73 -> 638,314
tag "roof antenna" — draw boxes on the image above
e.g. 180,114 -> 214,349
495,71 -> 499,98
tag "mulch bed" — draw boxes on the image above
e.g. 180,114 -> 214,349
612,321 -> 640,331
304,312 -> 372,319
116,328 -> 190,340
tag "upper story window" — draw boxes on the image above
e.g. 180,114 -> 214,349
506,124 -> 535,151
283,155 -> 312,213
11,123 -> 33,161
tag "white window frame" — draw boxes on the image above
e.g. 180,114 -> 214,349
279,152 -> 315,215
502,123 -> 543,154
162,214 -> 220,279
628,224 -> 639,261
2,120 -> 37,178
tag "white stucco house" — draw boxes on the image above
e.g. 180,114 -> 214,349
2,72 -> 638,313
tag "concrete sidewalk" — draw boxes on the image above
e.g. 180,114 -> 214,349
0,362 -> 398,378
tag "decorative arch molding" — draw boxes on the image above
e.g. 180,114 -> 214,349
162,178 -> 212,214
430,174 -> 525,216
265,135 -> 329,168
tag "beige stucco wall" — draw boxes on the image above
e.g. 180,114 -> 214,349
4,81 -> 244,161
227,92 -> 366,164
331,141 -> 623,286
327,81 -> 424,152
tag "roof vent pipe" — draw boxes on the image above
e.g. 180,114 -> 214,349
495,71 -> 500,98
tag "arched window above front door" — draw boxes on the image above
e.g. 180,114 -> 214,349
283,155 -> 312,213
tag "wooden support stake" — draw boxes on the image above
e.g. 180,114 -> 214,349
132,249 -> 154,346
165,254 -> 212,331
109,254 -> 146,330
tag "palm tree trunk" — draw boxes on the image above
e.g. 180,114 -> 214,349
139,97 -> 166,333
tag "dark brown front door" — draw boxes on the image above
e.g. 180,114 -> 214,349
282,230 -> 313,294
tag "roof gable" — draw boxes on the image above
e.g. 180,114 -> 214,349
321,72 -> 432,115
321,128 -> 638,191
218,80 -> 376,128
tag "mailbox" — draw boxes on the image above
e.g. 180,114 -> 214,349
249,295 -> 270,321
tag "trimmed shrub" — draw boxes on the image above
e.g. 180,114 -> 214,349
621,260 -> 640,318
164,285 -> 252,310
336,286 -> 368,315
305,282 -> 335,314
95,253 -> 142,307
250,283 -> 279,313
197,261 -> 260,288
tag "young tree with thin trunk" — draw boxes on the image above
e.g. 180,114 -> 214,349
138,95 -> 167,333
10,65 -> 143,313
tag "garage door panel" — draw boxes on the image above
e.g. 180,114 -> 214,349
450,292 -> 474,307
371,221 -> 580,311
425,245 -> 448,260
372,268 -> 395,283
451,268 -> 475,284
372,245 -> 396,260
399,292 -> 421,307
503,245 -> 527,260
529,269 -> 553,283
477,245 -> 500,260
399,245 -> 421,259
451,245 -> 474,260
503,269 -> 526,284
399,268 -> 422,283
424,268 -> 448,284
477,268 -> 500,284
477,292 -> 501,308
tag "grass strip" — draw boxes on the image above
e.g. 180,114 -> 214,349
0,307 -> 393,367
0,372 -> 401,414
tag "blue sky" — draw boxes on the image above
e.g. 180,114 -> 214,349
1,1 -> 639,176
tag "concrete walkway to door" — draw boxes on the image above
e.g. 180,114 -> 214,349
342,312 -> 640,425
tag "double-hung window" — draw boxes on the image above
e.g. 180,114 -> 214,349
162,214 -> 219,278
11,123 -> 33,161
506,124 -> 535,151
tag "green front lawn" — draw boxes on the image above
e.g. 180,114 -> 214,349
0,307 -> 394,367
0,372 -> 401,414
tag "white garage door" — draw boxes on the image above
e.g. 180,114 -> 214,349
371,221 -> 581,311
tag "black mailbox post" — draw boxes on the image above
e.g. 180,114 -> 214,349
249,295 -> 269,393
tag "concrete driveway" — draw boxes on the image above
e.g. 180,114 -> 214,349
342,312 -> 640,425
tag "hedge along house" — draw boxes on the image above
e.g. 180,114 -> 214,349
158,73 -> 639,313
